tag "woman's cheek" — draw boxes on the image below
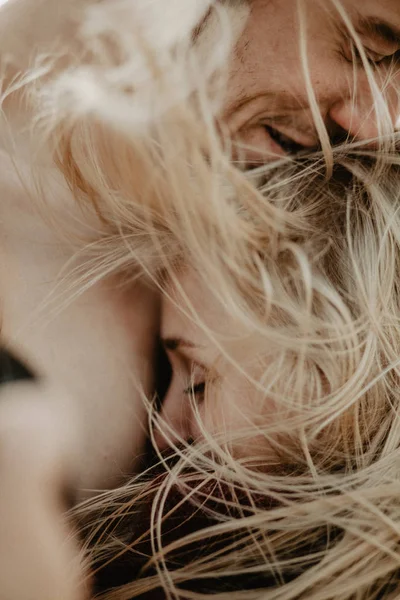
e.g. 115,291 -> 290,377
200,373 -> 251,439
200,367 -> 276,459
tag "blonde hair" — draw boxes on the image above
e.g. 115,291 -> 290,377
80,153 -> 400,600
2,0 -> 400,599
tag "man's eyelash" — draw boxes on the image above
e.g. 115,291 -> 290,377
343,43 -> 400,68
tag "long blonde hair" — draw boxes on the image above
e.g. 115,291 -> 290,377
80,154 -> 400,600
2,0 -> 400,598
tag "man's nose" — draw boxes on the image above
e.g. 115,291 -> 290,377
328,83 -> 399,143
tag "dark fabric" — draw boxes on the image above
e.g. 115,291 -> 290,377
90,459 -> 342,599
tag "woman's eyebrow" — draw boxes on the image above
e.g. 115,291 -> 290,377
356,17 -> 400,48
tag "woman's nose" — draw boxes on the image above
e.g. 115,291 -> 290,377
153,385 -> 193,451
328,81 -> 400,143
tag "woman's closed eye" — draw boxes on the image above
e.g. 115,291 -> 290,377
156,333 -> 215,447
162,335 -> 211,402
183,381 -> 206,401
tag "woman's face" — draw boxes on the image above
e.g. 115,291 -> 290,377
0,150 -> 159,494
157,269 -> 267,453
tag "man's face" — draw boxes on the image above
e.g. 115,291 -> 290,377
223,0 -> 400,163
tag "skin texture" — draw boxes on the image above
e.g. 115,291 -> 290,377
157,270 -> 262,452
0,1 -> 160,594
223,0 -> 400,163
157,0 -> 400,446
0,0 -> 161,496
0,0 -> 398,493
0,148 -> 159,494
0,1 -> 399,594
0,384 -> 88,600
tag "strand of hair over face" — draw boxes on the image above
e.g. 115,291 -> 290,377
2,0 -> 400,598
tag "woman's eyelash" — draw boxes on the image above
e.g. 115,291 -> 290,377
183,381 -> 206,398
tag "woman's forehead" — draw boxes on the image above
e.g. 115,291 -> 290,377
161,271 -> 222,333
161,270 -> 256,360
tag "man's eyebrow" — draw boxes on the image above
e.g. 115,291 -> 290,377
163,337 -> 196,351
356,17 -> 400,48
222,91 -> 308,124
